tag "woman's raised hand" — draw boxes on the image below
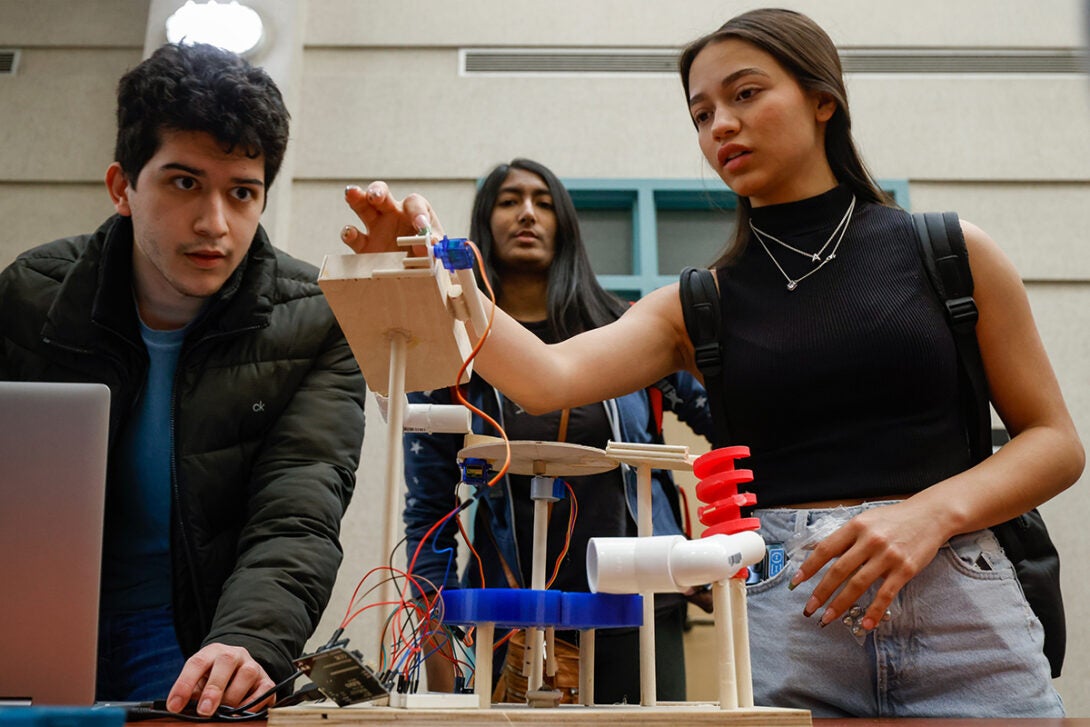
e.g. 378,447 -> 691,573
341,181 -> 444,254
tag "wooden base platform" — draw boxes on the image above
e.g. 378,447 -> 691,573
269,701 -> 812,726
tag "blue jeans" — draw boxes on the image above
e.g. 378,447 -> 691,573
747,504 -> 1064,718
96,605 -> 187,701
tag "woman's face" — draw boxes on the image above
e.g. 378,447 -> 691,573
489,167 -> 558,273
686,38 -> 837,207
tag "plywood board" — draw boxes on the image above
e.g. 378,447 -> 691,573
458,440 -> 618,476
318,252 -> 473,396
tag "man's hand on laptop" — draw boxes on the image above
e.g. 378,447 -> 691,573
165,643 -> 276,717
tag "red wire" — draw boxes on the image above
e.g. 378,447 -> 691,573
494,628 -> 516,650
457,510 -> 487,588
342,566 -> 438,628
545,481 -> 579,589
678,485 -> 693,539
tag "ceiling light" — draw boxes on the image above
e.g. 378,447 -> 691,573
165,1 -> 264,56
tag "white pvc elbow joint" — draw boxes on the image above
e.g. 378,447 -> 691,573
373,393 -> 472,434
587,531 -> 766,594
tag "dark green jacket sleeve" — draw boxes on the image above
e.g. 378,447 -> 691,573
199,319 -> 366,682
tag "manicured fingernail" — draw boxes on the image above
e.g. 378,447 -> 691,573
819,608 -> 835,627
367,185 -> 383,200
341,225 -> 354,241
345,184 -> 361,195
803,596 -> 820,617
414,213 -> 429,231
788,571 -> 803,590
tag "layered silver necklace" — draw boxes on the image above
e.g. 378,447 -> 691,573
749,194 -> 856,291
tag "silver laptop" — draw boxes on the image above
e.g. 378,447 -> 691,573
0,381 -> 110,706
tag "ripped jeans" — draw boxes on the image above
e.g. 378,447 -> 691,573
746,503 -> 1063,718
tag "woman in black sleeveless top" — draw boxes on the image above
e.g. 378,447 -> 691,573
343,8 -> 1083,718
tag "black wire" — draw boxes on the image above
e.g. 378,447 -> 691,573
323,627 -> 345,649
218,668 -> 303,715
99,668 -> 304,722
388,532 -> 409,571
118,701 -> 266,722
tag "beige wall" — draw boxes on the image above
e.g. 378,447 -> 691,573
2,0 -> 1088,714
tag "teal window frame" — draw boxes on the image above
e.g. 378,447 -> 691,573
564,177 -> 910,298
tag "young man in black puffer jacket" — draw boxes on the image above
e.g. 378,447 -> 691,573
0,42 -> 365,717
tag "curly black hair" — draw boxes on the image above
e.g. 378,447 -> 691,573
114,42 -> 290,190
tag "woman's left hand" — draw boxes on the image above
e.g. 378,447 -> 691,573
788,500 -> 949,630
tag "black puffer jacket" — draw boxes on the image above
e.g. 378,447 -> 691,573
0,215 -> 366,683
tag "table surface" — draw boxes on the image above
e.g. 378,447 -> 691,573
815,721 -> 1090,726
128,718 -> 1090,726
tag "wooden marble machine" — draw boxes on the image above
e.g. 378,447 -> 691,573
295,232 -> 812,725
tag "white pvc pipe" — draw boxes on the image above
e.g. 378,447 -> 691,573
587,532 -> 766,594
403,403 -> 472,433
589,535 -> 678,593
668,532 -> 766,586
374,394 -> 472,434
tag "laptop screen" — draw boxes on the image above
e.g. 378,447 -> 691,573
0,381 -> 110,706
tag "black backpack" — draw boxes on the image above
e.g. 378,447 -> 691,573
679,210 -> 1065,677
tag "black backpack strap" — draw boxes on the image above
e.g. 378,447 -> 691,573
912,212 -> 992,464
679,266 -> 729,449
914,211 -> 1066,677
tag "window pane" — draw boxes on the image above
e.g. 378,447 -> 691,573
608,289 -> 641,303
656,207 -> 736,274
577,208 -> 633,275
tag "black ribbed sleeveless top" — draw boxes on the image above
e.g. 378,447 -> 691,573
716,185 -> 972,507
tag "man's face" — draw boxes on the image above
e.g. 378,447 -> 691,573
106,129 -> 265,329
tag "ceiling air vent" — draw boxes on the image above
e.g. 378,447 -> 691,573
461,48 -> 1086,76
463,49 -> 679,75
840,49 -> 1086,74
0,49 -> 20,75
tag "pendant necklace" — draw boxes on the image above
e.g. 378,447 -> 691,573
749,194 -> 856,291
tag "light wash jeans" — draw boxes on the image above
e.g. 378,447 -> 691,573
747,503 -> 1063,718
96,605 -> 187,701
